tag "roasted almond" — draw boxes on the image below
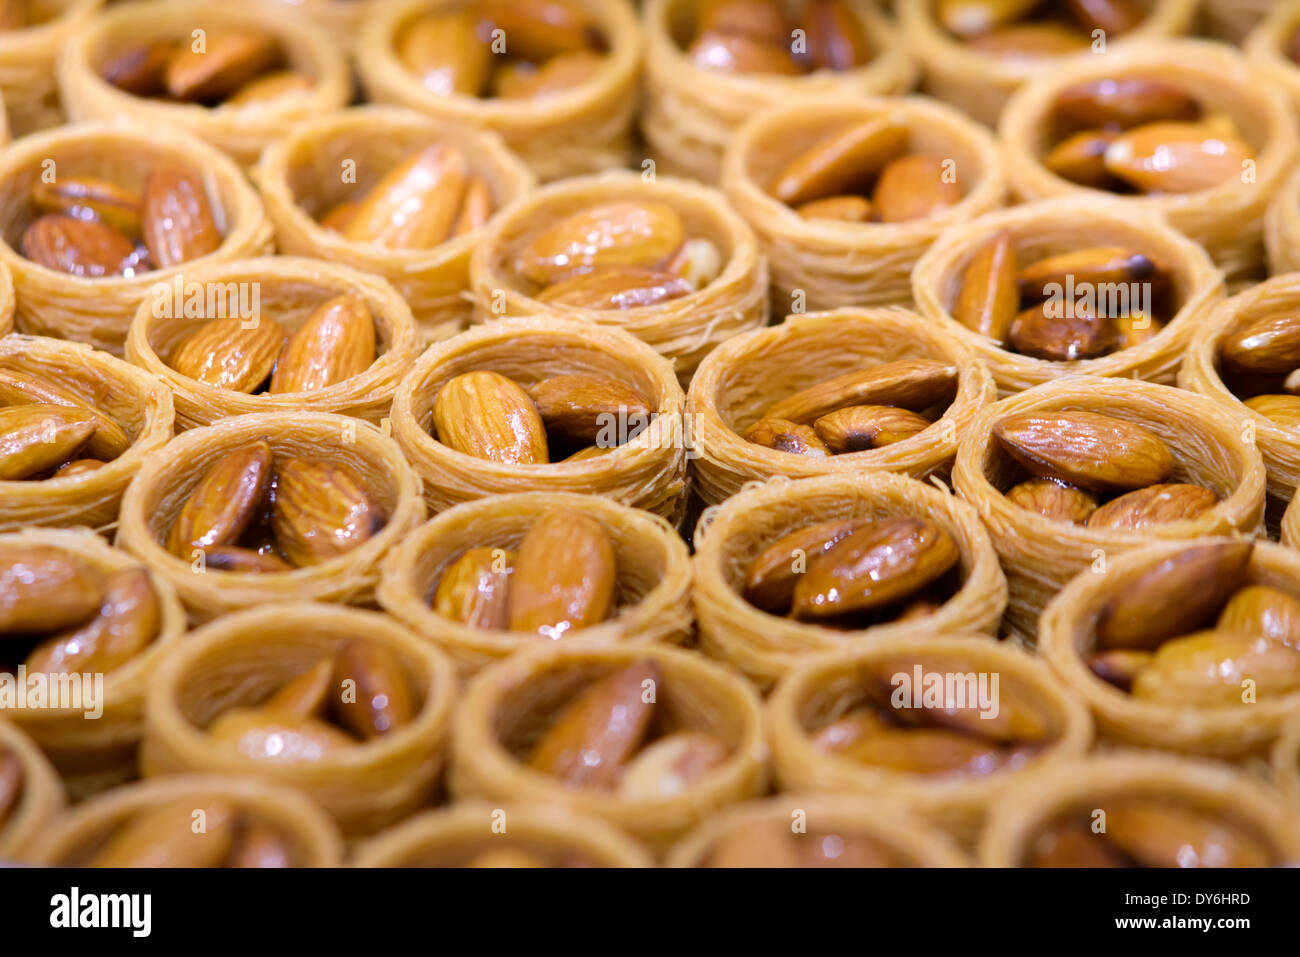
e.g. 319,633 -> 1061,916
743,517 -> 866,612
0,369 -> 130,461
812,711 -> 888,751
1029,824 -> 1130,868
1005,477 -> 1099,524
1103,120 -> 1253,194
141,164 -> 222,268
507,509 -> 615,638
1008,304 -> 1117,360
516,201 -> 685,285
203,545 -> 292,574
263,659 -> 334,719
741,418 -> 830,456
226,818 -> 294,869
226,70 -> 314,106
30,175 -> 142,236
269,294 -> 376,394
1102,799 -> 1272,868
432,547 -> 514,630
792,517 -> 959,619
953,231 -> 1018,341
1132,631 -> 1300,706
665,237 -> 724,290
1017,246 -> 1158,301
992,410 -> 1173,492
88,799 -> 237,868
0,545 -> 104,635
102,39 -> 176,96
397,12 -> 490,98
1217,586 -> 1300,649
167,440 -> 273,557
966,23 -> 1090,58
616,731 -> 730,798
1064,0 -> 1144,35
169,317 -> 286,393
480,0 -> 600,61
21,214 -> 142,278
688,30 -> 801,75
698,0 -> 790,46
937,0 -> 1040,37
432,370 -> 549,464
165,29 -> 283,102
1244,394 -> 1300,429
1085,483 -> 1218,531
318,200 -> 359,233
1114,311 -> 1163,349
526,374 -> 652,446
1087,649 -> 1153,692
871,154 -> 963,224
1220,311 -> 1300,373
765,359 -> 959,423
331,641 -> 415,738
813,405 -> 930,452
836,726 -> 1013,776
535,267 -> 693,310
1095,542 -> 1253,651
209,708 -> 356,761
343,143 -> 469,250
769,118 -> 908,207
270,457 -> 387,567
803,0 -> 869,71
526,660 -> 658,789
795,195 -> 874,222
1054,78 -> 1199,132
0,404 -> 97,480
450,176 -> 494,237
495,50 -> 604,99
709,821 -> 802,868
1044,128 -> 1121,189
25,568 -> 160,675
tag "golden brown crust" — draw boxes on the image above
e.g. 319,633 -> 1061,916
1283,493 -> 1300,550
254,106 -> 536,346
952,377 -> 1267,639
687,307 -> 995,506
352,800 -> 654,867
0,0 -> 102,135
1040,539 -> 1300,757
1272,712 -> 1300,807
449,643 -> 766,849
123,255 -> 420,428
1266,167 -> 1300,276
692,472 -> 1006,686
915,198 -> 1226,395
0,718 -> 66,860
1244,2 -> 1300,117
115,411 -> 425,621
356,0 -> 642,181
141,603 -> 457,836
378,491 -> 693,678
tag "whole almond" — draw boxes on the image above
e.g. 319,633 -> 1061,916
1065,0 -> 1144,35
1054,78 -> 1199,131
318,200 -> 359,233
1085,483 -> 1218,531
507,509 -> 615,637
1103,120 -> 1253,194
937,0 -> 1040,37
167,440 -> 273,557
203,545 -> 292,574
1220,311 -> 1300,373
803,0 -> 868,71
25,568 -> 160,675
269,294 -> 375,394
102,40 -> 176,96
226,70 -> 314,106
1017,246 -> 1158,302
698,0 -> 790,46
1102,798 -> 1272,868
21,214 -> 142,278
495,50 -> 604,99
657,236 -> 722,290
764,359 -> 959,423
1114,311 -> 1163,349
769,118 -> 908,207
450,176 -> 494,237
1008,303 -> 1117,360
30,175 -> 142,236
813,405 -> 930,452
1044,128 -> 1121,188
263,659 -> 334,719
432,370 -> 549,464
343,143 -> 468,250
89,799 -> 236,868
953,231 -> 1018,341
165,29 -> 283,102
792,517 -> 960,618
966,23 -> 1090,57
871,154 -> 963,223
397,12 -> 489,97
741,418 -> 830,456
617,731 -> 729,798
1005,477 -> 1098,524
535,267 -> 693,310
1217,585 -> 1300,649
270,457 -> 387,566
993,410 -> 1173,492
209,708 -> 356,761
0,404 -> 97,480
1244,394 -> 1300,429
331,641 -> 415,738
836,726 -> 1015,776
743,518 -> 866,612
480,0 -> 599,60
526,374 -> 652,446
226,819 -> 294,869
0,369 -> 131,460
1095,542 -> 1253,651
516,201 -> 685,285
432,546 -> 514,630
169,316 -> 286,393
0,748 -> 21,830
812,711 -> 888,751
795,195 -> 875,222
526,660 -> 659,789
1132,631 -> 1300,707
874,658 -> 1049,743
1086,649 -> 1153,692
0,545 -> 104,634
141,164 -> 221,268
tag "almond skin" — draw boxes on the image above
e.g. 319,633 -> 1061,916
1086,649 -> 1153,692
769,118 -> 909,207
331,641 -> 416,738
480,0 -> 600,60
21,214 -> 143,278
1220,311 -> 1300,373
1216,586 -> 1300,649
169,317 -> 286,393
1095,542 -> 1254,651
0,545 -> 104,635
526,374 -> 652,446
834,726 -> 1018,776
743,517 -> 866,612
1044,129 -> 1121,189
0,369 -> 130,461
764,359 -> 959,424
269,294 -> 376,394
741,418 -> 830,456
1064,0 -> 1145,36
102,39 -> 176,96
535,267 -> 693,310
141,164 -> 222,268
1008,303 -> 1117,360
1103,120 -> 1253,194
688,30 -> 802,76
263,659 -> 334,719
270,458 -> 387,567
225,819 -> 294,869
30,175 -> 142,236
167,441 -> 273,557
813,405 -> 930,452
795,195 -> 875,222
803,0 -> 869,71
432,370 -> 549,464
953,231 -> 1019,341
432,547 -> 514,630
25,568 -> 160,675
993,410 -> 1173,492
1244,394 -> 1300,429
515,201 -> 685,285
0,405 -> 97,480
507,509 -> 616,638
1102,798 -> 1273,868
871,154 -> 963,223
495,50 -> 605,99
966,23 -> 1090,58
165,29 -> 283,103
1085,483 -> 1218,531
1114,311 -> 1163,350
1017,246 -> 1158,302
526,660 -> 659,789
226,70 -> 314,106
792,517 -> 960,619
698,0 -> 790,46
203,546 -> 292,574
616,731 -> 730,798
450,176 -> 494,237
1005,477 -> 1099,524
1053,78 -> 1199,132
397,12 -> 490,98
343,143 -> 469,250
88,799 -> 237,868
209,709 -> 356,762
1131,631 -> 1300,707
